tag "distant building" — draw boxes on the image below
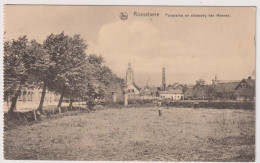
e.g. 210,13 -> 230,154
212,75 -> 240,100
139,67 -> 184,100
17,88 -> 59,103
139,86 -> 160,99
4,88 -> 60,112
125,63 -> 140,98
168,83 -> 184,90
159,89 -> 184,100
235,77 -> 255,101
212,75 -> 255,101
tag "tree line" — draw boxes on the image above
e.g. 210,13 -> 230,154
4,32 -> 124,114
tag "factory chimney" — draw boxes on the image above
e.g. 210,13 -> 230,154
162,67 -> 166,91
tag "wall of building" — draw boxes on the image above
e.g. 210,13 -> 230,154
126,84 -> 140,98
4,89 -> 61,112
160,93 -> 184,100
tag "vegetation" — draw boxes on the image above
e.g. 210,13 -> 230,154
161,100 -> 255,110
4,36 -> 33,114
4,32 -> 124,114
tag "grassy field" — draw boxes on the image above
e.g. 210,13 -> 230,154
4,107 -> 255,161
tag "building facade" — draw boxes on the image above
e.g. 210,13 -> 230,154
235,77 -> 255,101
159,89 -> 184,100
4,88 -> 60,112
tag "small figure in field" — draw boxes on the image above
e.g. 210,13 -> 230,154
158,109 -> 162,116
158,101 -> 162,116
194,101 -> 199,109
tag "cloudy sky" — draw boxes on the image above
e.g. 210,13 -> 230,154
4,6 -> 256,87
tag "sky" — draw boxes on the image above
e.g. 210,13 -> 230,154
4,5 -> 256,87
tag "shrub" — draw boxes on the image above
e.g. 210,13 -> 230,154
161,101 -> 255,110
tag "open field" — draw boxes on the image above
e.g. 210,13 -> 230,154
4,107 -> 255,161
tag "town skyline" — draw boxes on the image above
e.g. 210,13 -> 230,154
3,5 -> 256,162
4,6 -> 256,87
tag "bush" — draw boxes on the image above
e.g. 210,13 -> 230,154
127,99 -> 160,107
96,99 -> 124,108
97,98 -> 160,108
161,101 -> 255,110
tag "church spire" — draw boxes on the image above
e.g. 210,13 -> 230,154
128,63 -> 131,68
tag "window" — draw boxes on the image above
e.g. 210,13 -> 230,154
27,92 -> 32,101
132,89 -> 134,93
23,91 -> 27,102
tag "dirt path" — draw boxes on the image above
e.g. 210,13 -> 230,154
4,107 -> 255,161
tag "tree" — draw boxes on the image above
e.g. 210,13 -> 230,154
192,78 -> 207,100
4,36 -> 31,114
48,34 -> 89,109
205,85 -> 216,100
81,54 -> 125,107
4,32 -> 125,114
34,32 -> 89,113
41,34 -> 108,110
182,84 -> 188,94
59,60 -> 96,108
195,78 -> 205,86
97,65 -> 125,101
25,40 -> 54,114
193,85 -> 206,100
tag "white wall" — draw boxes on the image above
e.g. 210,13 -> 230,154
160,93 -> 184,100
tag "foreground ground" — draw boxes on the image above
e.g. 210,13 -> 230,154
4,107 -> 255,161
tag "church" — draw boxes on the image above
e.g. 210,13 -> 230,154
125,63 -> 140,98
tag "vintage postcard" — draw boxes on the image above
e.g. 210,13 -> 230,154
3,5 -> 256,161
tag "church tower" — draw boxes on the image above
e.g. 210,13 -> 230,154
126,63 -> 134,86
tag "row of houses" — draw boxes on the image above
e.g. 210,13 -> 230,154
212,75 -> 255,101
125,63 -> 255,101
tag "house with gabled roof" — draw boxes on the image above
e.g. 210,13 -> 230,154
235,77 -> 255,101
212,75 -> 240,100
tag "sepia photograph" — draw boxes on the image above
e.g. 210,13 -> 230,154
2,5 -> 256,161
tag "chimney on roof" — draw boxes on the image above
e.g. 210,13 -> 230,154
248,76 -> 251,79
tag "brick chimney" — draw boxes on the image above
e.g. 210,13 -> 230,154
162,67 -> 166,91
